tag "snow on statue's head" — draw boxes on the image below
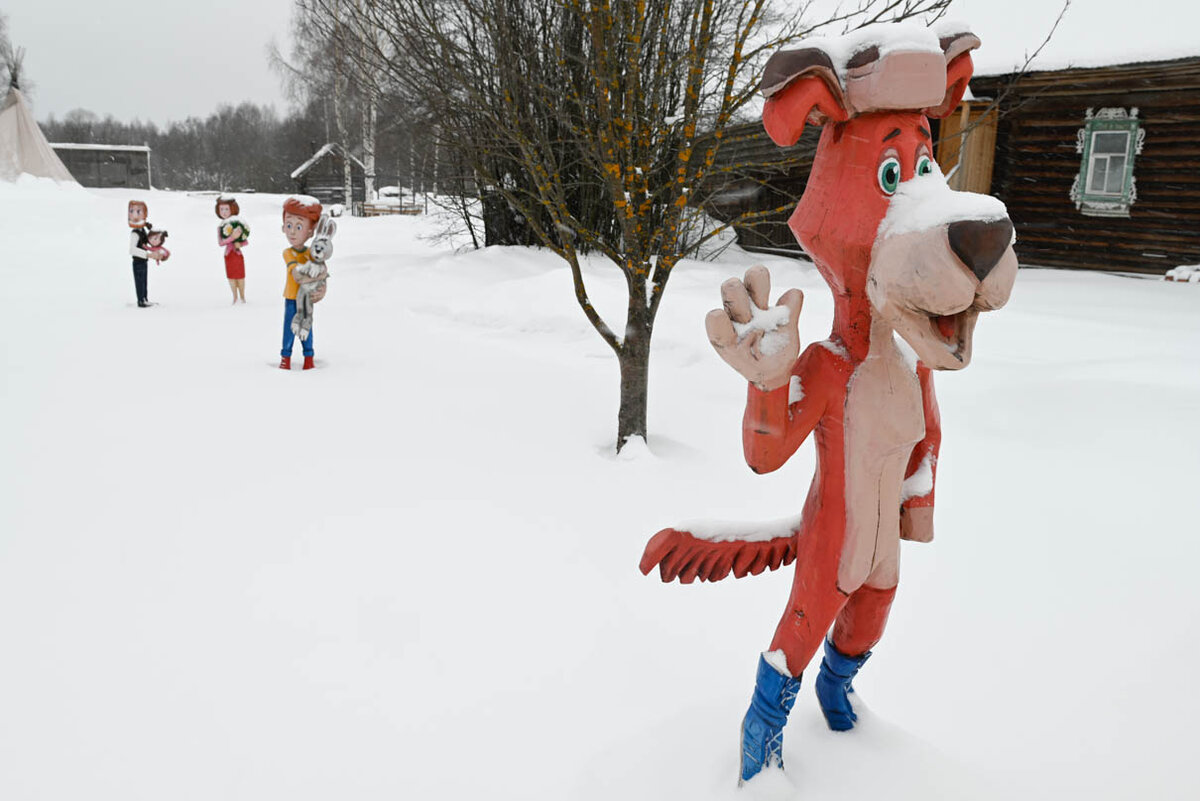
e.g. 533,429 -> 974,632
282,195 -> 322,249
127,200 -> 148,228
215,195 -> 240,219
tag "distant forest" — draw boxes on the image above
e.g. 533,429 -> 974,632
39,97 -> 425,194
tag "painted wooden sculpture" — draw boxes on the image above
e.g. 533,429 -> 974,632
638,22 -> 1018,784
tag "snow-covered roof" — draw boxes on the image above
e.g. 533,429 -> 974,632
50,142 -> 151,153
290,143 -> 366,180
974,49 -> 1200,78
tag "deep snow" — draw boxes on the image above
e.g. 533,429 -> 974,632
1,178 -> 1198,800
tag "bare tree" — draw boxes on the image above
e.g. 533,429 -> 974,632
271,1 -> 358,204
0,13 -> 10,91
1,12 -> 33,97
355,0 -> 383,200
319,0 -> 952,450
273,0 -> 402,205
41,101 -> 335,192
932,0 -> 1072,156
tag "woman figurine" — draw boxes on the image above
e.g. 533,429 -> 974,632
215,195 -> 250,303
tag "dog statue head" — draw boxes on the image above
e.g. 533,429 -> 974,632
762,22 -> 1017,369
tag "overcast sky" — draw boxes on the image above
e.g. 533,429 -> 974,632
8,0 -> 297,124
6,0 -> 1199,126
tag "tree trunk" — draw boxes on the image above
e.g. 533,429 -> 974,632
617,305 -> 652,452
363,92 -> 377,200
358,0 -> 377,202
410,134 -> 417,203
333,77 -> 352,210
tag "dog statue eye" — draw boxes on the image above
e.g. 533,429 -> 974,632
916,156 -> 935,177
877,158 -> 901,195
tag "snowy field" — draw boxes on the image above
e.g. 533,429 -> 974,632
1,178 -> 1198,800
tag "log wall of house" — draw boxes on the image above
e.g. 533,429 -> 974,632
53,148 -> 151,189
296,155 -> 366,207
973,58 -> 1200,273
700,122 -> 819,254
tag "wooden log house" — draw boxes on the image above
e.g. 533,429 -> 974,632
290,142 -> 366,211
700,123 -> 821,254
702,55 -> 1200,274
970,57 -> 1200,273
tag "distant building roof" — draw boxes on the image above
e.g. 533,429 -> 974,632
975,51 -> 1200,78
50,143 -> 151,152
290,142 -> 365,180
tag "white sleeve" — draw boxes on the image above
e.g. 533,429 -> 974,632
129,230 -> 149,259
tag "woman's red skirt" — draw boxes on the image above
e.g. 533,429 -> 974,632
224,250 -> 245,280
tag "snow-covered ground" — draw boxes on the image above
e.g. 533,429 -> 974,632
1,178 -> 1198,800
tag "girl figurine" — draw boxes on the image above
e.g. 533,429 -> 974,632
216,195 -> 249,303
146,228 -> 170,263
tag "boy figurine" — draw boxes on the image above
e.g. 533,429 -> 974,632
127,200 -> 163,307
279,195 -> 326,370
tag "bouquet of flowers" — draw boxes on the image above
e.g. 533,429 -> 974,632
219,216 -> 251,256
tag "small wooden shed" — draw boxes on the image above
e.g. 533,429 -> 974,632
290,143 -> 366,208
50,143 -> 151,189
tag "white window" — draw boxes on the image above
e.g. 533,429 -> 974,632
1085,131 -> 1130,195
1070,107 -> 1145,218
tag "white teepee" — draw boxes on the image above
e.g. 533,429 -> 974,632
0,87 -> 76,183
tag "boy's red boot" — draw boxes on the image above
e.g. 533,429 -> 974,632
303,356 -> 315,370
279,356 -> 291,370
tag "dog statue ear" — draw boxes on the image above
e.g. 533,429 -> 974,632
925,30 -> 980,119
761,53 -> 850,147
925,52 -> 975,119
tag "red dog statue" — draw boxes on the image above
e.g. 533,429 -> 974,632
639,22 -> 1018,784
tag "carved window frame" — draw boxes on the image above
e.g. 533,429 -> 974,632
1070,107 -> 1145,218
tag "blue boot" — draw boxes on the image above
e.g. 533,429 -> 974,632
814,638 -> 871,731
739,654 -> 801,784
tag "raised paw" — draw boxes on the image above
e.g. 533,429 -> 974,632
705,265 -> 803,391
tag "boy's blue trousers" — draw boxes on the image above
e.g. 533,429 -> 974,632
281,299 -> 314,357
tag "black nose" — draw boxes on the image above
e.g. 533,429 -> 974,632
948,219 -> 1014,281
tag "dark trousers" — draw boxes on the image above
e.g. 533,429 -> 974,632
132,258 -> 149,305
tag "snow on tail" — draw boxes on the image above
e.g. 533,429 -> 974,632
639,516 -> 801,583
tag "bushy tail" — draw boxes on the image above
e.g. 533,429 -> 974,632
639,526 -> 797,584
